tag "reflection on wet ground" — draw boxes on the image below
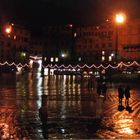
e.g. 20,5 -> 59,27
0,72 -> 139,139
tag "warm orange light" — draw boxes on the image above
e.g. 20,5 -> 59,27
115,13 -> 126,24
5,25 -> 12,34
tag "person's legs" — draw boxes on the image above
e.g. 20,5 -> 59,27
125,98 -> 129,106
119,98 -> 123,105
127,98 -> 129,106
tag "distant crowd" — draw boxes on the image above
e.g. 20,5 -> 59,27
87,74 -> 131,107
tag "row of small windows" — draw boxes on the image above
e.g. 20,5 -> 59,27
77,43 -> 113,49
78,25 -> 112,31
79,31 -> 113,37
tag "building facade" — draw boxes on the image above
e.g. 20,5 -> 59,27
0,23 -> 31,64
75,21 -> 116,64
120,19 -> 140,61
44,24 -> 75,65
75,19 -> 140,64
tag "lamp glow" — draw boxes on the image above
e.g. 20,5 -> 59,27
115,13 -> 126,24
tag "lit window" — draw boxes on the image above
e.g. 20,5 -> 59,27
102,56 -> 105,61
14,35 -> 16,40
109,56 -> 112,61
78,57 -> 81,61
55,57 -> 59,62
50,57 -> 54,62
74,33 -> 77,37
102,51 -> 105,55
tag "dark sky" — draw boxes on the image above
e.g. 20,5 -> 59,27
0,0 -> 140,33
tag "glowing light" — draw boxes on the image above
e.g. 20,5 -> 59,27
109,56 -> 112,61
102,56 -> 105,61
61,53 -> 65,58
17,66 -> 22,72
102,51 -> 105,55
44,61 -> 140,70
21,52 -> 26,57
111,53 -> 115,57
14,35 -> 16,40
50,57 -> 54,62
69,24 -> 73,28
74,32 -> 77,37
115,117 -> 134,135
29,60 -> 33,68
55,57 -> 59,62
116,13 -> 126,24
0,60 -> 139,74
5,25 -> 12,34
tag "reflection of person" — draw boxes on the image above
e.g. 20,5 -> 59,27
39,107 -> 48,139
118,85 -> 124,106
124,85 -> 131,106
39,107 -> 48,122
39,94 -> 48,139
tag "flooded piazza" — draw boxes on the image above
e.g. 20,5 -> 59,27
0,71 -> 140,139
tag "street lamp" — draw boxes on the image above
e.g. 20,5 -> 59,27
115,13 -> 126,63
3,24 -> 13,37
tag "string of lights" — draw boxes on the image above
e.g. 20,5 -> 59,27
43,61 -> 140,69
0,61 -> 30,68
0,61 -> 140,69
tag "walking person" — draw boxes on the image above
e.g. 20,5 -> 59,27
124,85 -> 131,107
118,85 -> 124,106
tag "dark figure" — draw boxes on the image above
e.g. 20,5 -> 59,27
39,107 -> 48,139
118,85 -> 124,106
88,75 -> 94,90
97,84 -> 102,96
39,94 -> 48,139
101,83 -> 107,99
124,85 -> 131,106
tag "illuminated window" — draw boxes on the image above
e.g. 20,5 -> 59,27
102,56 -> 105,61
78,57 -> 81,61
74,33 -> 77,37
102,51 -> 105,55
50,57 -> 54,62
109,56 -> 112,61
14,35 -> 16,40
55,57 -> 59,62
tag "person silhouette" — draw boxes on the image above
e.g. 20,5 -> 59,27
118,85 -> 124,106
124,85 -> 131,107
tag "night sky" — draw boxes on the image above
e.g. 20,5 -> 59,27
0,0 -> 140,33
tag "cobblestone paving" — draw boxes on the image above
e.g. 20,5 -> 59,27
0,73 -> 140,139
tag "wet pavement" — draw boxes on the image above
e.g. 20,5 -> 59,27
0,72 -> 140,139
